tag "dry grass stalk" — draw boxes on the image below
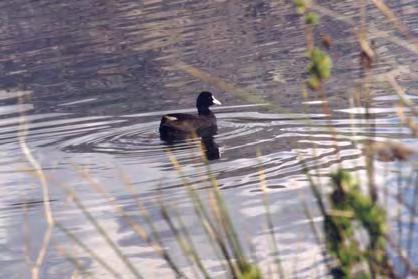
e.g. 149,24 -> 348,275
396,105 -> 418,137
365,141 -> 415,162
298,184 -> 336,275
18,92 -> 55,279
63,183 -> 144,279
119,172 -> 192,277
166,149 -> 239,277
23,197 -> 33,268
257,149 -> 284,278
387,74 -> 418,115
196,144 -> 251,276
78,168 -> 190,278
157,200 -> 202,279
55,222 -> 121,278
165,202 -> 211,279
386,236 -> 418,276
299,193 -> 325,246
370,0 -> 412,38
356,2 -> 379,203
312,4 -> 418,53
55,244 -> 93,278
404,173 -> 418,277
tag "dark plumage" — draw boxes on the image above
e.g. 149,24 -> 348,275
159,91 -> 222,143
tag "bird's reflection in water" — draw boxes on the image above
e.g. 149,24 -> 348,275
161,127 -> 220,161
196,125 -> 220,161
201,135 -> 220,160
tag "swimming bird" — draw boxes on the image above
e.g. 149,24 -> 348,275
159,91 -> 222,143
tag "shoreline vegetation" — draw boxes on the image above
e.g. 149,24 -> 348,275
16,0 -> 418,278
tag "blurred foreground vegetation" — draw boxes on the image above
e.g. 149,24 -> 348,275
18,0 -> 418,278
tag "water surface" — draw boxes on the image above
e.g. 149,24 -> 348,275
1,0 -> 418,277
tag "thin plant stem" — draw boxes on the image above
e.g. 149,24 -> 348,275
166,149 -> 238,278
78,169 -> 185,278
299,192 -> 334,273
18,92 -> 55,279
395,163 -> 405,260
386,236 -> 418,276
256,149 -> 284,278
403,171 -> 418,277
197,143 -> 248,274
370,0 -> 413,38
55,222 -> 121,278
55,244 -> 94,279
120,174 -> 189,278
157,201 -> 199,279
300,86 -> 324,197
64,186 -> 144,279
168,203 -> 212,279
312,4 -> 418,53
23,197 -> 33,268
387,75 -> 418,116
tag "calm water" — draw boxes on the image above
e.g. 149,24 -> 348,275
1,0 -> 418,278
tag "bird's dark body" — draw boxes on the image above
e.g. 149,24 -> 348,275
159,113 -> 217,142
159,92 -> 220,143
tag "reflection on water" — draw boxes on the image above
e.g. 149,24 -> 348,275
1,0 -> 418,277
201,136 -> 220,160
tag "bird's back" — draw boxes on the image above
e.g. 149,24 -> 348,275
159,113 -> 217,142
